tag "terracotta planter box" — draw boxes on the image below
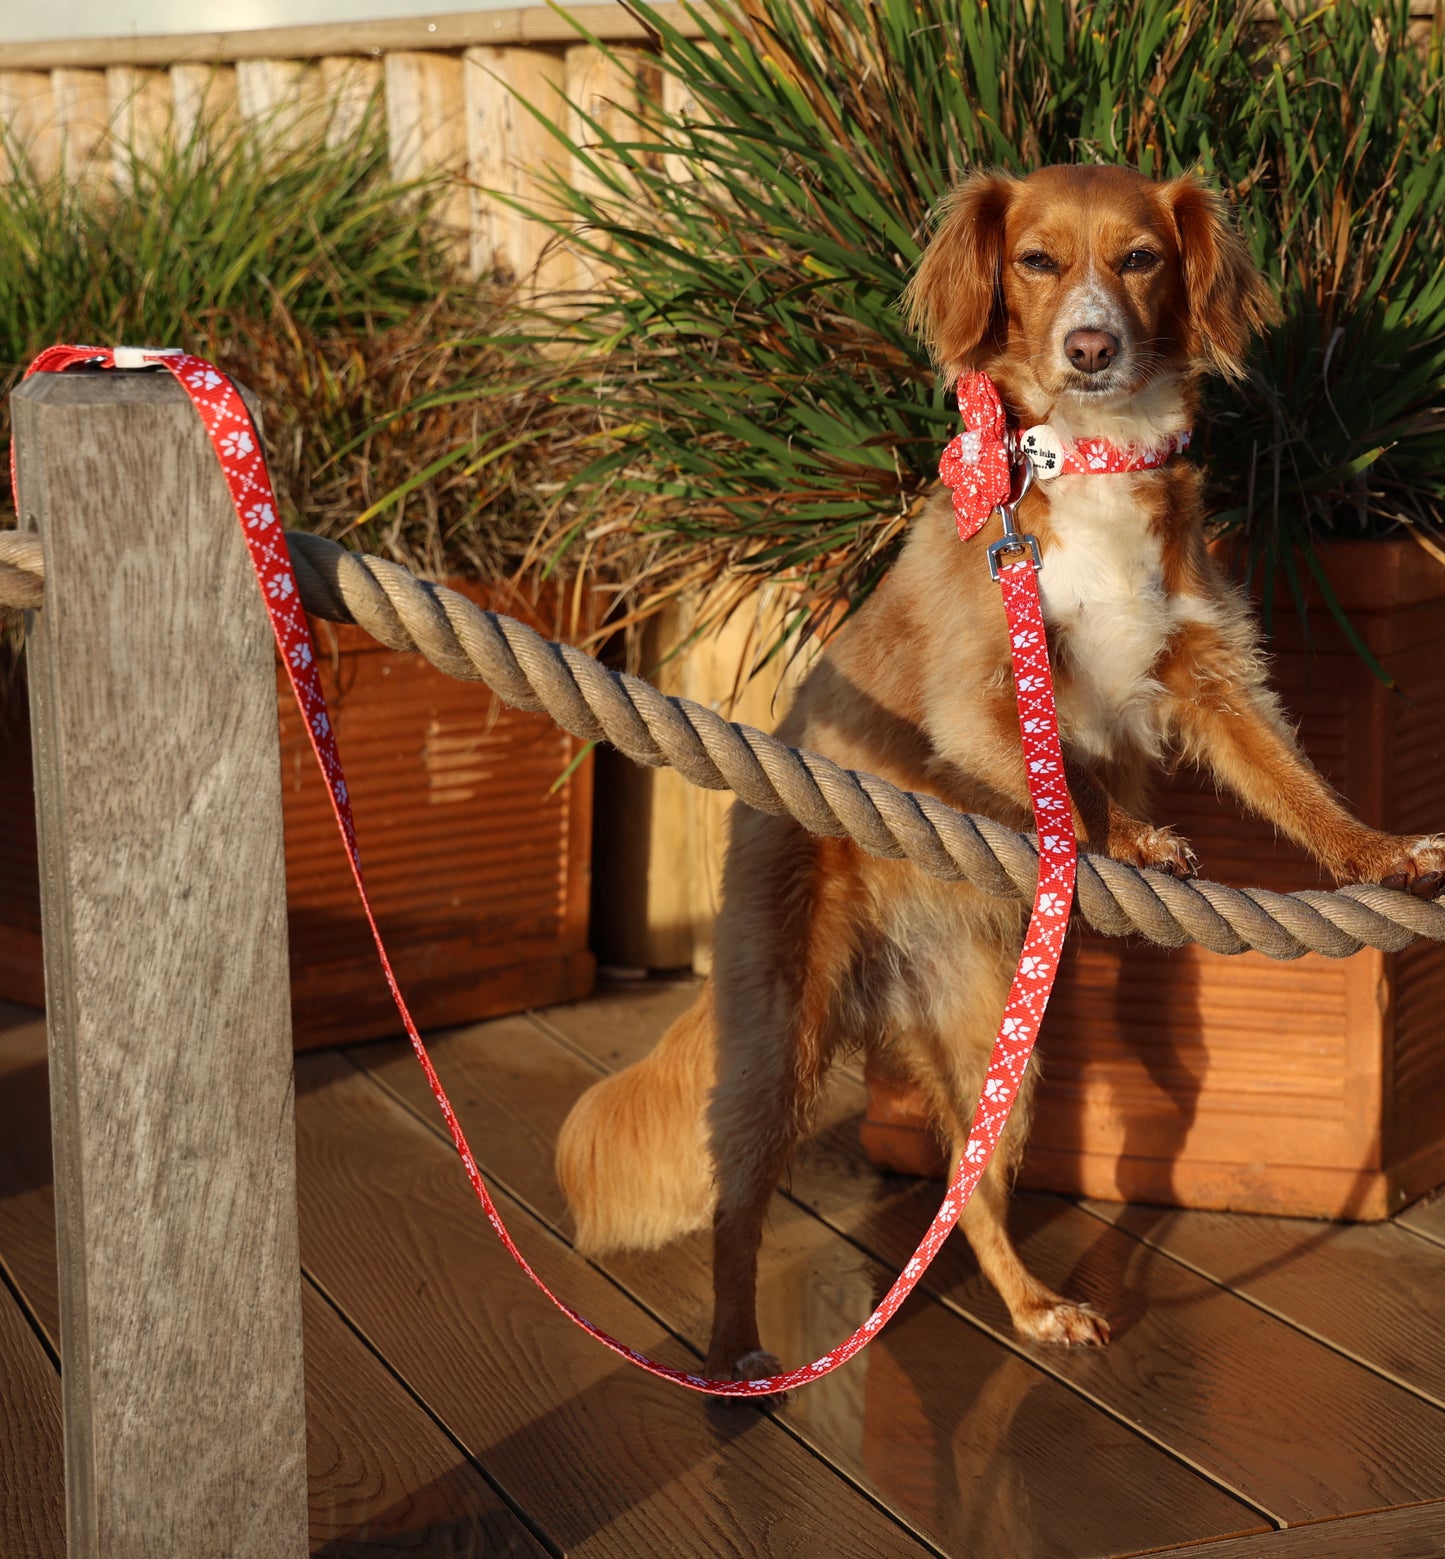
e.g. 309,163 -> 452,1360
862,540 -> 1445,1219
1,578 -> 595,1047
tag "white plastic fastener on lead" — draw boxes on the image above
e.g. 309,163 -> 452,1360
112,346 -> 186,369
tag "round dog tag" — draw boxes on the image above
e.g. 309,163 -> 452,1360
1020,424 -> 1064,479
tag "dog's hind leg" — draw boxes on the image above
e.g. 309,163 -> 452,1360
703,976 -> 839,1383
703,826 -> 857,1384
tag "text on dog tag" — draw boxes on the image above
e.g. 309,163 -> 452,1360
1020,424 -> 1064,479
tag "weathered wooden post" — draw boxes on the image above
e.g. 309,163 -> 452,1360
13,370 -> 308,1557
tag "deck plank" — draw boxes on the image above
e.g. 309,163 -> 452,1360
1084,1200 -> 1445,1407
525,979 -> 696,1073
349,1010 -> 1266,1558
0,1276 -> 64,1559
294,1048 -> 933,1559
1143,1498 -> 1445,1556
0,1006 -> 61,1342
535,985 -> 1445,1529
302,1283 -> 548,1558
1398,1189 -> 1445,1248
792,1103 -> 1445,1527
0,1002 -> 549,1558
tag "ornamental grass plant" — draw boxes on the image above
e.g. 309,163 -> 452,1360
0,99 -> 584,591
504,0 -> 1445,669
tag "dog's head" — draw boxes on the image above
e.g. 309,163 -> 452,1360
903,165 -> 1278,407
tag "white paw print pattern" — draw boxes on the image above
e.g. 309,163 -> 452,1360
245,501 -> 276,529
219,428 -> 255,459
930,560 -> 1079,1252
1052,429 -> 1186,476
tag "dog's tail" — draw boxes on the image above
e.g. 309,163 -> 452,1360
557,983 -> 718,1255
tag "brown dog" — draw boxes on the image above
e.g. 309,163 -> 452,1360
557,165 -> 1445,1383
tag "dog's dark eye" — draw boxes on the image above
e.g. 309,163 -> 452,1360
1017,252 -> 1057,273
1121,249 -> 1159,272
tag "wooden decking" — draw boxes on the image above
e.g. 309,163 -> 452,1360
3,981 -> 1445,1557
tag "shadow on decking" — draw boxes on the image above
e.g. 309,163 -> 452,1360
4,986 -> 1445,1558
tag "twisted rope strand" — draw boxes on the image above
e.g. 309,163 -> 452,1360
5,526 -> 1442,958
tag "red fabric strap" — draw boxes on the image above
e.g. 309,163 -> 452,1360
15,347 -> 1078,1395
939,369 -> 1190,539
1055,429 -> 1191,474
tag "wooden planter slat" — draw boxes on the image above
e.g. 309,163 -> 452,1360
858,539 -> 1445,1219
1020,540 -> 1445,1218
276,578 -> 594,1046
1,577 -> 595,1048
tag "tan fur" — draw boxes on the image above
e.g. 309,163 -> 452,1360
558,165 -> 1445,1385
556,986 -> 718,1254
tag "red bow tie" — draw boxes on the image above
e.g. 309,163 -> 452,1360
938,371 -> 1017,541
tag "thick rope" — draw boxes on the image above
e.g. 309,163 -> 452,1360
0,531 -> 43,610
5,526 -> 1443,959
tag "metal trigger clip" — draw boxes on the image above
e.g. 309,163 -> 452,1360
986,455 -> 1042,582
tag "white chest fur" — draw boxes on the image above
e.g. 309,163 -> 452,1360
1035,475 -> 1204,760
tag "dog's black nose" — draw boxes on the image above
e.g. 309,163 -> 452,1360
1065,330 -> 1120,374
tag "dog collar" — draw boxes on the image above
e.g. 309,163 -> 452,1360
940,370 -> 1192,541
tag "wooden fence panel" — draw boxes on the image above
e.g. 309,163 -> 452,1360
236,57 -> 323,151
320,53 -> 382,148
0,18 -> 681,291
385,49 -> 468,255
562,43 -> 641,292
463,44 -> 567,285
661,55 -> 703,187
105,66 -> 170,183
169,62 -> 238,148
51,68 -> 109,185
0,69 -> 58,180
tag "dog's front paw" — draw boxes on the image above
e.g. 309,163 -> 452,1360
1016,1298 -> 1111,1347
1114,823 -> 1197,879
718,1349 -> 788,1397
1371,834 -> 1445,900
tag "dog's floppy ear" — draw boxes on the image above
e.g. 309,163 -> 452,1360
903,172 -> 1016,379
1165,176 -> 1280,381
